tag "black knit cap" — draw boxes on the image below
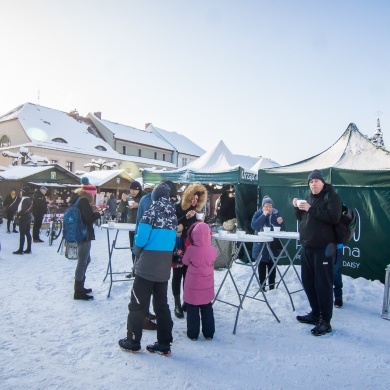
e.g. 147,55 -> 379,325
130,181 -> 142,190
151,183 -> 170,202
307,169 -> 325,185
164,180 -> 177,198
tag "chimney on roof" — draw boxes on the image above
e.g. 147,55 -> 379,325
94,112 -> 102,119
145,123 -> 152,129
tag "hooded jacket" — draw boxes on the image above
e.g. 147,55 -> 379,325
134,196 -> 177,282
176,183 -> 207,237
182,222 -> 218,305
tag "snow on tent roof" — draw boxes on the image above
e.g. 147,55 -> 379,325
266,123 -> 390,172
251,156 -> 281,171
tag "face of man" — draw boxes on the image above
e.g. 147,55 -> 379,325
309,179 -> 324,195
11,190 -> 16,197
40,189 -> 47,195
129,189 -> 139,197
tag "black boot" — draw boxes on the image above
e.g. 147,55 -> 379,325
83,276 -> 92,294
174,295 -> 184,318
13,250 -> 24,255
74,280 -> 94,300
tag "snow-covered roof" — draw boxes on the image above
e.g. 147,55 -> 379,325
1,103 -> 120,158
94,117 -> 173,150
235,154 -> 261,170
148,124 -> 206,156
78,169 -> 133,187
0,165 -> 78,180
268,123 -> 390,172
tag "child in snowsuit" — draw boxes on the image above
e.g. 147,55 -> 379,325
182,222 -> 218,340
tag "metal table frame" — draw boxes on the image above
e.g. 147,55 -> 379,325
101,223 -> 135,298
213,233 -> 294,334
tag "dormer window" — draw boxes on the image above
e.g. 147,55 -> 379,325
95,145 -> 107,151
52,138 -> 67,143
0,135 -> 10,147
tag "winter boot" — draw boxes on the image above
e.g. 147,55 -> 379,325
174,295 -> 184,319
83,276 -> 92,294
74,280 -> 94,301
146,342 -> 171,356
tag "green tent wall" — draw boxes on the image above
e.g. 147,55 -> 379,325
258,167 -> 390,283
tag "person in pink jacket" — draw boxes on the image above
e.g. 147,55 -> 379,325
182,222 -> 218,341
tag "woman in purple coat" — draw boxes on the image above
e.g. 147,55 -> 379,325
182,222 -> 218,341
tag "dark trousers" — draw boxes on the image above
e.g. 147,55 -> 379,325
127,275 -> 173,345
186,302 -> 215,340
301,246 -> 334,323
128,231 -> 135,263
33,213 -> 44,240
18,218 -> 32,252
171,266 -> 187,296
333,247 -> 343,300
258,261 -> 276,290
6,209 -> 17,231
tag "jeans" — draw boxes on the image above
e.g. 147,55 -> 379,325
75,240 -> 92,281
333,246 -> 343,300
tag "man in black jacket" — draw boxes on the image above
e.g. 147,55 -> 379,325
293,169 -> 342,336
32,186 -> 48,243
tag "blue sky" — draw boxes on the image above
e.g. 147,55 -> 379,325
1,0 -> 389,165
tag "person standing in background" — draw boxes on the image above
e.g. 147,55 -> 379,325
13,187 -> 33,255
118,192 -> 128,223
3,189 -> 20,233
106,194 -> 117,221
32,186 -> 48,243
293,169 -> 342,336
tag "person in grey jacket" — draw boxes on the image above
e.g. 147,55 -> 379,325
106,194 -> 117,221
293,169 -> 342,337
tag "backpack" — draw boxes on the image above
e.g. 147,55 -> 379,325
63,198 -> 87,243
325,193 -> 357,245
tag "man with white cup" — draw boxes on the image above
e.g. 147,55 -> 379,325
293,169 -> 342,337
250,196 -> 285,291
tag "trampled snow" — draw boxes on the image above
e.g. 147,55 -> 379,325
0,225 -> 389,389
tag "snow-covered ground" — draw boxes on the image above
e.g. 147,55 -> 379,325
0,224 -> 389,390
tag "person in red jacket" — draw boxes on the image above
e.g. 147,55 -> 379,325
182,222 -> 218,341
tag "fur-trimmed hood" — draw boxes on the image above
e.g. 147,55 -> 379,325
73,188 -> 94,205
180,183 -> 207,212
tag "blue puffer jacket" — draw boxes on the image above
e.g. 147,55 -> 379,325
251,208 -> 285,262
134,197 -> 178,282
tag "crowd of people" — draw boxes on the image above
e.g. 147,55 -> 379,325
1,168 -> 345,354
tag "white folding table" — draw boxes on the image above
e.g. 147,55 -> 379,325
101,223 -> 135,298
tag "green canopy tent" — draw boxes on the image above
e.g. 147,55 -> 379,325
142,140 -> 259,234
258,123 -> 390,283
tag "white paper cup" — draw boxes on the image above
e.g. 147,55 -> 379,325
263,227 -> 271,233
128,200 -> 134,206
108,221 -> 115,228
196,212 -> 204,220
296,199 -> 306,207
273,226 -> 281,232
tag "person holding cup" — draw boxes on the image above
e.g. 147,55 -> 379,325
250,196 -> 285,291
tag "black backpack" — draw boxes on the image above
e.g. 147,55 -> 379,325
325,193 -> 357,245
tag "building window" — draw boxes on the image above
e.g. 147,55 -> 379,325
0,135 -> 11,147
138,149 -> 141,157
52,138 -> 67,143
154,152 -> 157,159
95,145 -> 107,151
182,157 -> 188,166
122,145 -> 126,155
66,161 -> 73,172
50,160 -> 58,164
162,153 -> 165,161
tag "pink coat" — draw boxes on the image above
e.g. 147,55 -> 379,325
182,223 -> 218,305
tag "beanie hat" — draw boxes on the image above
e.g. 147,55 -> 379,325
164,180 -> 177,198
262,195 -> 273,207
81,177 -> 97,195
81,176 -> 90,185
151,183 -> 170,202
21,186 -> 32,196
130,181 -> 142,190
307,169 -> 325,185
40,186 -> 48,191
